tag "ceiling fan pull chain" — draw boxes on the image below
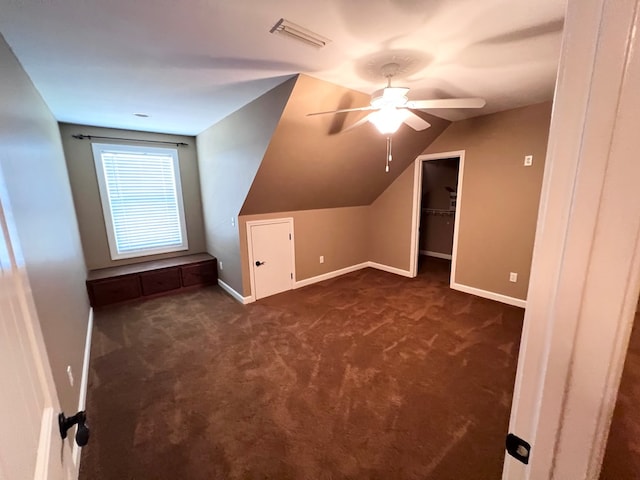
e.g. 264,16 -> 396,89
385,136 -> 392,172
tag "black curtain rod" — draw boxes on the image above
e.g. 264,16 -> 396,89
72,134 -> 188,147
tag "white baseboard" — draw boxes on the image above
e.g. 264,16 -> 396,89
218,278 -> 254,304
451,282 -> 527,308
294,262 -> 369,289
420,250 -> 453,260
72,307 -> 94,469
248,261 -> 413,298
293,261 -> 413,290
34,407 -> 55,480
367,261 -> 413,278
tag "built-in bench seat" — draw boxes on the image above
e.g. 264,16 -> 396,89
86,253 -> 218,308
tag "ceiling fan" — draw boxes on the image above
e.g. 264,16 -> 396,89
307,62 -> 486,172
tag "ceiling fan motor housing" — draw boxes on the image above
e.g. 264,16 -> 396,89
371,87 -> 410,108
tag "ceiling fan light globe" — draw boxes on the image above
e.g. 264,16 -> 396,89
368,107 -> 409,134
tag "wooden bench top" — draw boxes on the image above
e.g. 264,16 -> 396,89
87,253 -> 216,281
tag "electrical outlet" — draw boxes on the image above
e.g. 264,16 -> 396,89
524,155 -> 533,166
231,217 -> 235,227
319,255 -> 324,264
509,272 -> 518,283
66,365 -> 74,386
219,260 -> 223,271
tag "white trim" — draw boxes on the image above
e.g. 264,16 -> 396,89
294,262 -> 369,288
91,143 -> 189,260
245,218 -> 296,300
33,407 -> 54,480
409,158 -> 423,277
451,281 -> 526,309
71,308 -> 93,469
291,261 -> 413,289
218,278 -> 254,304
367,261 -> 412,278
410,151 -> 465,288
450,153 -> 465,290
420,250 -> 453,260
78,308 -> 93,413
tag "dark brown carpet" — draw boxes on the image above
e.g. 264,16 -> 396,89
80,257 -> 523,479
600,304 -> 640,479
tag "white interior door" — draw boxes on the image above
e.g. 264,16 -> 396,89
249,220 -> 294,300
503,0 -> 640,478
0,173 -> 72,480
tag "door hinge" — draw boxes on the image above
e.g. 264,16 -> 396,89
289,233 -> 291,240
290,273 -> 293,279
505,433 -> 531,465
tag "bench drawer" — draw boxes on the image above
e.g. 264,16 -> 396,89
181,261 -> 218,287
89,275 -> 141,307
140,268 -> 181,296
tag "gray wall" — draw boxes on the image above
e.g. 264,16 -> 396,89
196,78 -> 296,294
0,34 -> 90,413
59,123 -> 206,270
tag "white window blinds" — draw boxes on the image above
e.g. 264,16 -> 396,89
92,143 -> 188,260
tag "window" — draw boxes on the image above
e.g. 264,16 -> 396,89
92,143 -> 188,260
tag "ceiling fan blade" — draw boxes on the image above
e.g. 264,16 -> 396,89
342,113 -> 374,133
402,111 -> 431,131
406,98 -> 486,110
306,106 -> 377,117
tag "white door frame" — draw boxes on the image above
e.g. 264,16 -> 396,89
503,0 -> 640,478
246,217 -> 296,300
409,150 -> 465,281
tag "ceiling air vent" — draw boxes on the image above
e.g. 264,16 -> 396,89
270,18 -> 330,49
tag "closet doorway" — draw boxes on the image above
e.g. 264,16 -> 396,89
410,150 -> 465,284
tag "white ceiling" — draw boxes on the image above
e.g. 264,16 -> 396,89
0,0 -> 566,135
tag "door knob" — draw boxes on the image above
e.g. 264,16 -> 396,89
59,411 -> 90,447
255,261 -> 265,267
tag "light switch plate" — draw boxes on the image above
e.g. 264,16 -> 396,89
66,365 -> 74,386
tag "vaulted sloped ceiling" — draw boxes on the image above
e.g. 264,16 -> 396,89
240,74 -> 450,215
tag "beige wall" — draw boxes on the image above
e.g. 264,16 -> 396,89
239,206 -> 369,296
367,102 -> 551,300
369,165 -> 417,271
421,215 -> 455,255
200,72 -> 549,302
241,74 -> 450,214
0,35 -> 89,412
424,102 -> 552,299
197,78 -> 297,294
59,123 -> 206,270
